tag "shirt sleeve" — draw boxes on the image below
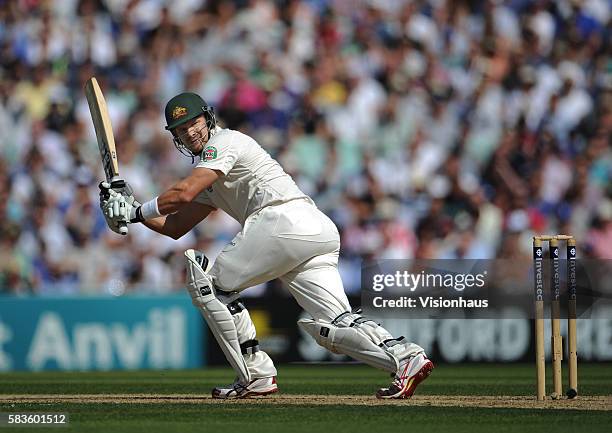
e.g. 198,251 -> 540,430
195,130 -> 239,175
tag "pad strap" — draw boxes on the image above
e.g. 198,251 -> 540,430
227,300 -> 246,315
332,311 -> 378,328
240,339 -> 260,355
380,337 -> 406,349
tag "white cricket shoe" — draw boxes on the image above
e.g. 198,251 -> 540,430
212,376 -> 278,399
376,353 -> 434,399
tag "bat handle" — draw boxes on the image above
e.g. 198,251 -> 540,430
119,222 -> 129,235
110,178 -> 126,190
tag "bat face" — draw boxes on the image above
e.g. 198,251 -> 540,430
85,76 -> 128,235
84,77 -> 120,183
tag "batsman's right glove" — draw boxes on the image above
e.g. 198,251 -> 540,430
99,180 -> 143,233
99,181 -> 127,234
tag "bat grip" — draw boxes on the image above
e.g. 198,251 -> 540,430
110,178 -> 126,189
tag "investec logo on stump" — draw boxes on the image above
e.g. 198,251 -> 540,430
534,245 -> 544,302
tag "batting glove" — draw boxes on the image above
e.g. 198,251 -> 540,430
103,189 -> 144,224
99,182 -> 127,234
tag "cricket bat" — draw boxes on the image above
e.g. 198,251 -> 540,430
84,76 -> 129,235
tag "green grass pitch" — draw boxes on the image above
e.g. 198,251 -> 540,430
1,364 -> 610,433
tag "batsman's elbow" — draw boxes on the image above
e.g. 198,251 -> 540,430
165,226 -> 187,240
169,232 -> 184,240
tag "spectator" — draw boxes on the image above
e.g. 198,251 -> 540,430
0,0 -> 609,295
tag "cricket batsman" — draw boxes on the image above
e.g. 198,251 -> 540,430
100,92 -> 434,399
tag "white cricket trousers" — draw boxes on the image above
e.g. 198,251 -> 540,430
209,198 -> 352,378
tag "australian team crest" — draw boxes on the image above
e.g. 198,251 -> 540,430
203,145 -> 217,161
172,106 -> 187,119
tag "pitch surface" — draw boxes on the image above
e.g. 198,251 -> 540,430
1,364 -> 610,432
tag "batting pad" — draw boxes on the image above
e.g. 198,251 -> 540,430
185,249 -> 251,383
298,317 -> 399,373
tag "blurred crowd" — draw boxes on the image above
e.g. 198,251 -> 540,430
0,0 -> 610,295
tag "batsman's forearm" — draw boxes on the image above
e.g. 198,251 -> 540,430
141,215 -> 171,236
156,169 -> 218,215
142,216 -> 182,239
141,213 -> 192,240
156,189 -> 189,215
156,180 -> 206,215
138,169 -> 217,219
134,190 -> 187,222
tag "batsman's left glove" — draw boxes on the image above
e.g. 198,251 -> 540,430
102,189 -> 144,224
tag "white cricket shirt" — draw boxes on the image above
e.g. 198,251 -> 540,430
194,127 -> 308,225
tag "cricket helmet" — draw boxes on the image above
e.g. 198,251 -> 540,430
164,92 -> 216,131
164,92 -> 217,158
